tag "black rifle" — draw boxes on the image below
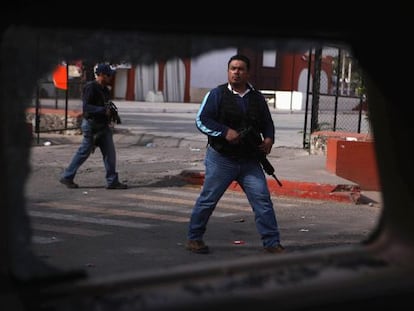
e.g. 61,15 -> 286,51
239,126 -> 283,187
105,101 -> 121,124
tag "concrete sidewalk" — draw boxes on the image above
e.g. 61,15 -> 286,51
33,130 -> 382,207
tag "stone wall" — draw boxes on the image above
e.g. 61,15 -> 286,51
26,108 -> 82,135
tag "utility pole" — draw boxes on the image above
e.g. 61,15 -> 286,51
310,47 -> 322,133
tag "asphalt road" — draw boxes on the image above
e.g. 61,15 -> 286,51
27,137 -> 380,279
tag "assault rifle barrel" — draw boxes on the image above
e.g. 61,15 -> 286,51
239,127 -> 283,187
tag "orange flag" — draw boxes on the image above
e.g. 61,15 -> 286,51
52,64 -> 67,90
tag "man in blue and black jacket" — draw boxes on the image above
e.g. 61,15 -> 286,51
186,54 -> 284,254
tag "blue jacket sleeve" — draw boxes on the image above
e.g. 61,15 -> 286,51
195,88 -> 229,138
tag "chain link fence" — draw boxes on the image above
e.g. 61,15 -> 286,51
302,46 -> 369,148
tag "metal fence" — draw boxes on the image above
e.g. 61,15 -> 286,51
301,46 -> 369,148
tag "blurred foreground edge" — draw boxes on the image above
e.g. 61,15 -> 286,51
1,19 -> 413,311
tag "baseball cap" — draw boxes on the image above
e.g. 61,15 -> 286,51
95,63 -> 115,76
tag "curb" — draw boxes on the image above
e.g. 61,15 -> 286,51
180,170 -> 362,204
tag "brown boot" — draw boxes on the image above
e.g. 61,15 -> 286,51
186,240 -> 209,254
263,244 -> 285,254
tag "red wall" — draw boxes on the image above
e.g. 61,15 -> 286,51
326,138 -> 381,191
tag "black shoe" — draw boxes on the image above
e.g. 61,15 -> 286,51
106,181 -> 128,189
59,178 -> 79,189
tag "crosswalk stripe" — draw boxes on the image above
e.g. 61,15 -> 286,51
32,236 -> 62,244
152,187 -> 250,204
130,202 -> 234,217
31,202 -> 189,222
123,193 -> 251,212
29,211 -> 154,228
116,193 -> 235,217
149,188 -> 298,208
29,187 -> 283,235
32,223 -> 110,237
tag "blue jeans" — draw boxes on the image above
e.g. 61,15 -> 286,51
61,118 -> 119,186
187,146 -> 281,248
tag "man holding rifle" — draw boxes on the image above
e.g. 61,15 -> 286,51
59,63 -> 127,190
186,54 -> 284,255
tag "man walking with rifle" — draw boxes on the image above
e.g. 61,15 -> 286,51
186,54 -> 284,254
59,63 -> 127,190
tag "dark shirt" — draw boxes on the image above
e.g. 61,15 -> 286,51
82,81 -> 109,123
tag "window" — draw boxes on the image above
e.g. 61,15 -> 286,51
262,50 -> 277,67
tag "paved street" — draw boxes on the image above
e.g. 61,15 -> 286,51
28,182 -> 380,278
